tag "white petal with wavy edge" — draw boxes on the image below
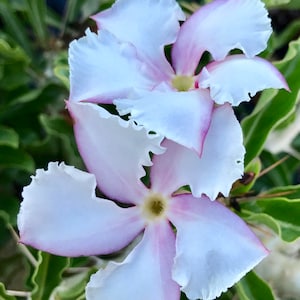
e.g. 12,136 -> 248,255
172,0 -> 271,75
150,104 -> 244,199
92,0 -> 185,79
115,89 -> 214,155
18,162 -> 145,256
69,29 -> 154,103
198,55 -> 289,106
167,194 -> 269,300
86,221 -> 179,300
67,101 -> 164,204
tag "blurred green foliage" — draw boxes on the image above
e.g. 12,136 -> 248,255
0,0 -> 300,299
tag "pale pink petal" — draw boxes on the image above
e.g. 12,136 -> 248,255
69,29 -> 154,103
115,90 -> 214,154
86,221 -> 179,300
198,55 -> 289,105
92,0 -> 185,79
67,101 -> 164,204
168,194 -> 269,300
172,0 -> 271,75
151,104 -> 244,199
18,162 -> 145,256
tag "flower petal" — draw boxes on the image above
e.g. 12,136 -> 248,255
69,29 -> 154,103
151,104 -> 244,199
18,162 -> 145,256
86,221 -> 179,300
198,55 -> 289,105
67,101 -> 164,204
172,0 -> 271,75
115,89 -> 214,154
92,0 -> 185,79
168,194 -> 269,300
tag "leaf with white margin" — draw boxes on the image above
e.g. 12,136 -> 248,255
92,0 -> 185,79
172,0 -> 272,75
150,104 -> 245,200
69,29 -> 154,103
18,162 -> 145,256
86,221 -> 179,300
67,101 -> 164,204
167,194 -> 268,300
115,89 -> 214,155
197,55 -> 289,106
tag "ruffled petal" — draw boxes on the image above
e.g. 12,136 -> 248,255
86,221 -> 179,300
198,55 -> 289,105
115,90 -> 214,154
168,194 -> 269,300
151,104 -> 244,199
69,29 -> 154,103
92,0 -> 185,79
172,0 -> 271,75
67,101 -> 164,204
18,162 -> 145,256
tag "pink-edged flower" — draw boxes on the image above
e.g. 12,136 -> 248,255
69,0 -> 288,153
18,102 -> 267,300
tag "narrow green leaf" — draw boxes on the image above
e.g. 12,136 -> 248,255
0,126 -> 19,148
0,39 -> 30,63
0,1 -> 32,55
31,251 -> 70,300
242,197 -> 300,242
261,184 -> 300,199
236,271 -> 275,300
39,114 -> 73,137
242,37 -> 300,166
0,283 -> 16,300
25,0 -> 47,47
0,146 -> 34,172
263,0 -> 290,7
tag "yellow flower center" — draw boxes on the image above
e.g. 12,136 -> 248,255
141,193 -> 168,222
172,75 -> 194,91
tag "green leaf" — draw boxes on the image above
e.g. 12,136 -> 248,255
261,184 -> 300,199
242,37 -> 300,166
39,114 -> 73,137
0,126 -> 19,148
242,197 -> 300,242
0,1 -> 32,55
0,283 -> 16,300
231,158 -> 261,196
263,0 -> 290,7
0,38 -> 30,63
236,271 -> 275,300
25,0 -> 47,47
31,251 -> 70,300
0,146 -> 34,173
55,268 -> 97,300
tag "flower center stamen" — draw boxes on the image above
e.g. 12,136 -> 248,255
141,193 -> 168,222
172,75 -> 194,91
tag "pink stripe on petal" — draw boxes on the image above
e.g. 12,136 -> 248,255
172,0 -> 272,75
92,0 -> 185,80
151,104 -> 244,199
18,162 -> 145,256
86,220 -> 179,300
198,55 -> 289,105
68,101 -> 164,204
69,29 -> 154,103
168,194 -> 269,300
115,89 -> 214,155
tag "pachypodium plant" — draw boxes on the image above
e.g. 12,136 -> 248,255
17,0 -> 289,299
